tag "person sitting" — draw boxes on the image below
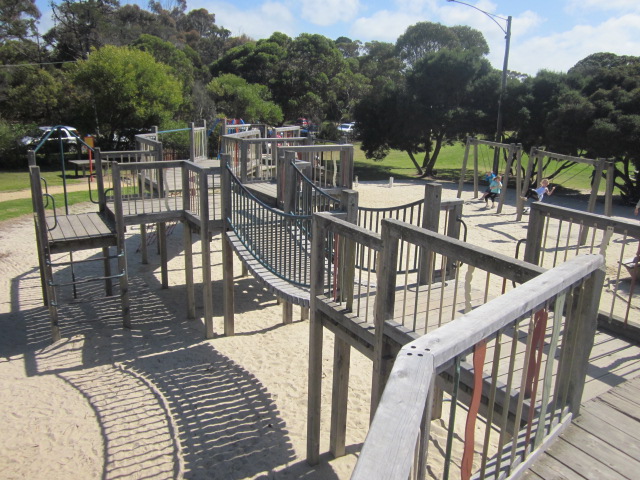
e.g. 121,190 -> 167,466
480,171 -> 496,201
521,178 -> 555,212
485,175 -> 502,208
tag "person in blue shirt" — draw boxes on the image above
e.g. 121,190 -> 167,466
480,171 -> 496,201
485,175 -> 502,208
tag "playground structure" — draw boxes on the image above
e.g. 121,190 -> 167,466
457,137 -> 615,220
457,137 -> 523,215
26,120 -> 639,478
522,147 -> 615,220
523,201 -> 640,334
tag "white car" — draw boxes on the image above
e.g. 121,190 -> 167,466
22,126 -> 80,151
338,122 -> 355,134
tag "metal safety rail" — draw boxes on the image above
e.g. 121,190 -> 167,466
224,164 -> 313,288
286,159 -> 342,215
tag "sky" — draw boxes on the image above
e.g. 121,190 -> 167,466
34,0 -> 640,75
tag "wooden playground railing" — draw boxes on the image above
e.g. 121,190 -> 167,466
524,202 -> 640,330
352,253 -> 605,480
307,213 -> 551,467
286,159 -> 342,215
221,130 -> 308,184
278,144 -> 354,193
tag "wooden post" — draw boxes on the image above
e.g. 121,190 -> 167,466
605,160 -> 614,217
473,140 -> 479,197
307,215 -> 327,465
112,162 -> 131,329
419,183 -> 442,285
515,146 -> 524,221
221,162 -> 235,336
282,300 -> 293,324
457,137 -> 472,198
330,336 -> 351,458
158,222 -> 168,288
182,165 -> 195,319
587,158 -> 605,215
516,147 -> 539,221
240,140 -> 248,182
189,122 -> 196,163
446,201 -> 463,241
556,261 -> 605,416
199,166 -> 213,338
496,144 -> 516,214
371,220 -> 399,418
283,151 -> 297,213
523,204 -> 545,265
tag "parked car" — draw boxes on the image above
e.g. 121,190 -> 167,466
337,122 -> 355,135
22,126 -> 80,152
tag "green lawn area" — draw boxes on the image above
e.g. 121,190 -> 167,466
0,142 -> 610,223
353,142 -> 601,195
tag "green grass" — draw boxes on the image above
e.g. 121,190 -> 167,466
0,169 -> 85,193
353,142 -> 602,194
0,190 -> 92,222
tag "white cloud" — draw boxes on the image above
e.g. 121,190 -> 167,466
566,0 -> 640,13
510,14 -> 640,74
350,10 -> 427,42
210,1 -> 297,39
300,0 -> 362,26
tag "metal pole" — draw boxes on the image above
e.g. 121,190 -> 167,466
493,15 -> 512,174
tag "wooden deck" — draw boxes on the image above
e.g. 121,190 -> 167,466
524,374 -> 640,479
46,212 -> 117,253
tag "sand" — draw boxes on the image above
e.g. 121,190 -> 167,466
0,178 -> 636,479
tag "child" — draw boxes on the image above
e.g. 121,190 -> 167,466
485,175 -> 502,208
521,178 -> 555,213
480,171 -> 496,201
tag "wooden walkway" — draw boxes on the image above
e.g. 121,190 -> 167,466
524,374 -> 640,479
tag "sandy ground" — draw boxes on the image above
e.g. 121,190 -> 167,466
0,178 -> 638,479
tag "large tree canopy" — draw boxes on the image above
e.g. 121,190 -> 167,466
73,45 -> 183,146
356,24 -> 495,176
207,73 -> 283,124
0,0 -> 40,44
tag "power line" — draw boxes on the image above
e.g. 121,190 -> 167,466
0,60 -> 78,68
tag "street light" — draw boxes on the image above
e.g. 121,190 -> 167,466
447,0 -> 512,173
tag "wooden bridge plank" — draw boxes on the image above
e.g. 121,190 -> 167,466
586,399 -> 640,441
561,426 -> 640,479
527,452 -> 585,479
572,408 -> 640,460
544,436 -> 623,480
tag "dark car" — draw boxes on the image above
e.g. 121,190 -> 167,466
22,126 -> 81,152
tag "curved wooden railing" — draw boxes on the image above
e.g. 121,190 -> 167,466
351,252 -> 604,479
224,163 -> 314,287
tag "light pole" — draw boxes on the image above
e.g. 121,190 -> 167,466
447,0 -> 511,173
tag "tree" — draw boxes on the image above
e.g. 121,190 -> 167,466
132,34 -> 195,92
395,21 -> 487,68
73,45 -> 183,146
356,23 -> 499,176
177,8 -> 230,65
45,0 -> 120,60
0,0 -> 40,44
4,66 -> 68,123
207,73 -> 283,124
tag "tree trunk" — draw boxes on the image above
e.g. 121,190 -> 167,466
406,151 -> 423,176
420,135 -> 443,177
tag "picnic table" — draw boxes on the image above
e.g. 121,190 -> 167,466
67,159 -> 109,177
